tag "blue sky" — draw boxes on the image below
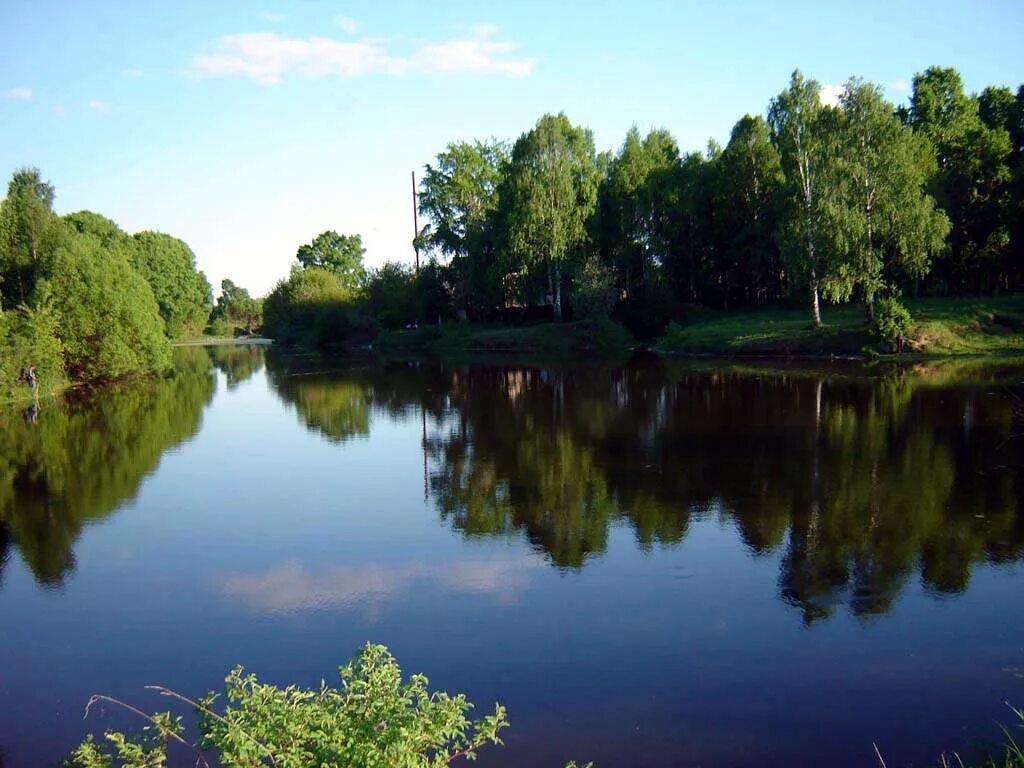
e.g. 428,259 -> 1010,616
2,0 -> 1022,296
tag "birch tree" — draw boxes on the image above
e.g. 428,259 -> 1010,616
768,71 -> 830,327
504,113 -> 599,318
822,79 -> 949,318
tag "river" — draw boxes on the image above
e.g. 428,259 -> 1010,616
1,346 -> 1022,766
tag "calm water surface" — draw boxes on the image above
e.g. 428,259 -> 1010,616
1,346 -> 1023,767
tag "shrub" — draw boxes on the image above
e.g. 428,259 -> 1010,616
66,644 -> 509,768
870,297 -> 913,350
263,266 -> 360,347
0,303 -> 65,399
573,256 -> 617,320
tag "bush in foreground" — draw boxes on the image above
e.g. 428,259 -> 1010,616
67,643 -> 510,768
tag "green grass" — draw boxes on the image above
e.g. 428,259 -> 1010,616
375,318 -> 635,357
935,706 -> 1024,768
656,295 -> 1024,357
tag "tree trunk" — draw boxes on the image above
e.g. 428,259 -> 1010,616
809,267 -> 822,328
865,291 -> 875,322
554,261 -> 563,321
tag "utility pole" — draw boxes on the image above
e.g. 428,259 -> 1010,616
411,170 -> 420,274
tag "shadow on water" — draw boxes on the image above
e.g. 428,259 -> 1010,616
0,346 -> 218,586
266,351 -> 1024,624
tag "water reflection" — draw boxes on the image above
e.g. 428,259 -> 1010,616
0,347 -> 216,585
208,343 -> 266,389
219,557 -> 542,616
266,354 -> 1024,623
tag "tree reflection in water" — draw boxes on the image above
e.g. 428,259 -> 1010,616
268,354 -> 1024,623
0,346 -> 217,585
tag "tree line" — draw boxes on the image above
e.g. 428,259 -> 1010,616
0,170 -> 262,393
266,65 -> 1023,345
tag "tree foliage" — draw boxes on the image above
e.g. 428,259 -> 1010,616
129,231 -> 212,339
0,168 -> 59,309
768,70 -> 832,326
39,230 -> 171,379
296,230 -> 367,291
906,67 -> 1014,292
1,170 -> 187,387
503,113 -> 600,317
263,266 -> 363,348
212,279 -> 262,335
419,140 -> 509,314
820,79 -> 949,316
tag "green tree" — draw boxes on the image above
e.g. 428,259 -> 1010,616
130,231 -> 213,338
419,140 -> 509,314
363,261 -> 420,329
712,115 -> 785,305
212,279 -> 262,335
600,127 -> 683,302
64,210 -> 127,247
768,70 -> 832,326
0,167 -> 59,309
503,113 -> 600,318
821,79 -> 949,317
906,67 -> 1013,292
38,229 -> 171,380
296,230 -> 367,290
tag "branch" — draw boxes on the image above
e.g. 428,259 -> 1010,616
82,694 -> 211,768
145,686 -> 277,767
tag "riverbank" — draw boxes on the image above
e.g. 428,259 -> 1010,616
655,295 -> 1024,357
375,318 -> 634,356
263,296 -> 1024,361
173,336 -> 274,347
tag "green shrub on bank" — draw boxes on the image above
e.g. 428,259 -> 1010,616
870,297 -> 913,350
67,644 -> 510,768
263,266 -> 364,348
574,256 -> 617,320
0,304 -> 65,399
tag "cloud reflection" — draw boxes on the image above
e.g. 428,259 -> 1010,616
219,557 -> 540,616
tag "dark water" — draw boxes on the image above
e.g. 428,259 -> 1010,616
1,346 -> 1023,767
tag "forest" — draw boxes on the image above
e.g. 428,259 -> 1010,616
263,66 -> 1024,348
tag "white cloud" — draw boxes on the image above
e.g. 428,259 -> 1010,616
190,33 -> 404,85
819,83 -> 845,107
3,88 -> 33,101
88,99 -> 111,113
888,78 -> 909,93
188,26 -> 535,85
51,105 -> 65,116
411,29 -> 535,77
259,10 -> 286,23
335,14 -> 358,34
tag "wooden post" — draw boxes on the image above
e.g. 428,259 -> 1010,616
411,171 -> 420,274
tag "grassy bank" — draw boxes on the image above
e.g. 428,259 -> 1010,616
375,318 -> 635,357
655,295 -> 1024,357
